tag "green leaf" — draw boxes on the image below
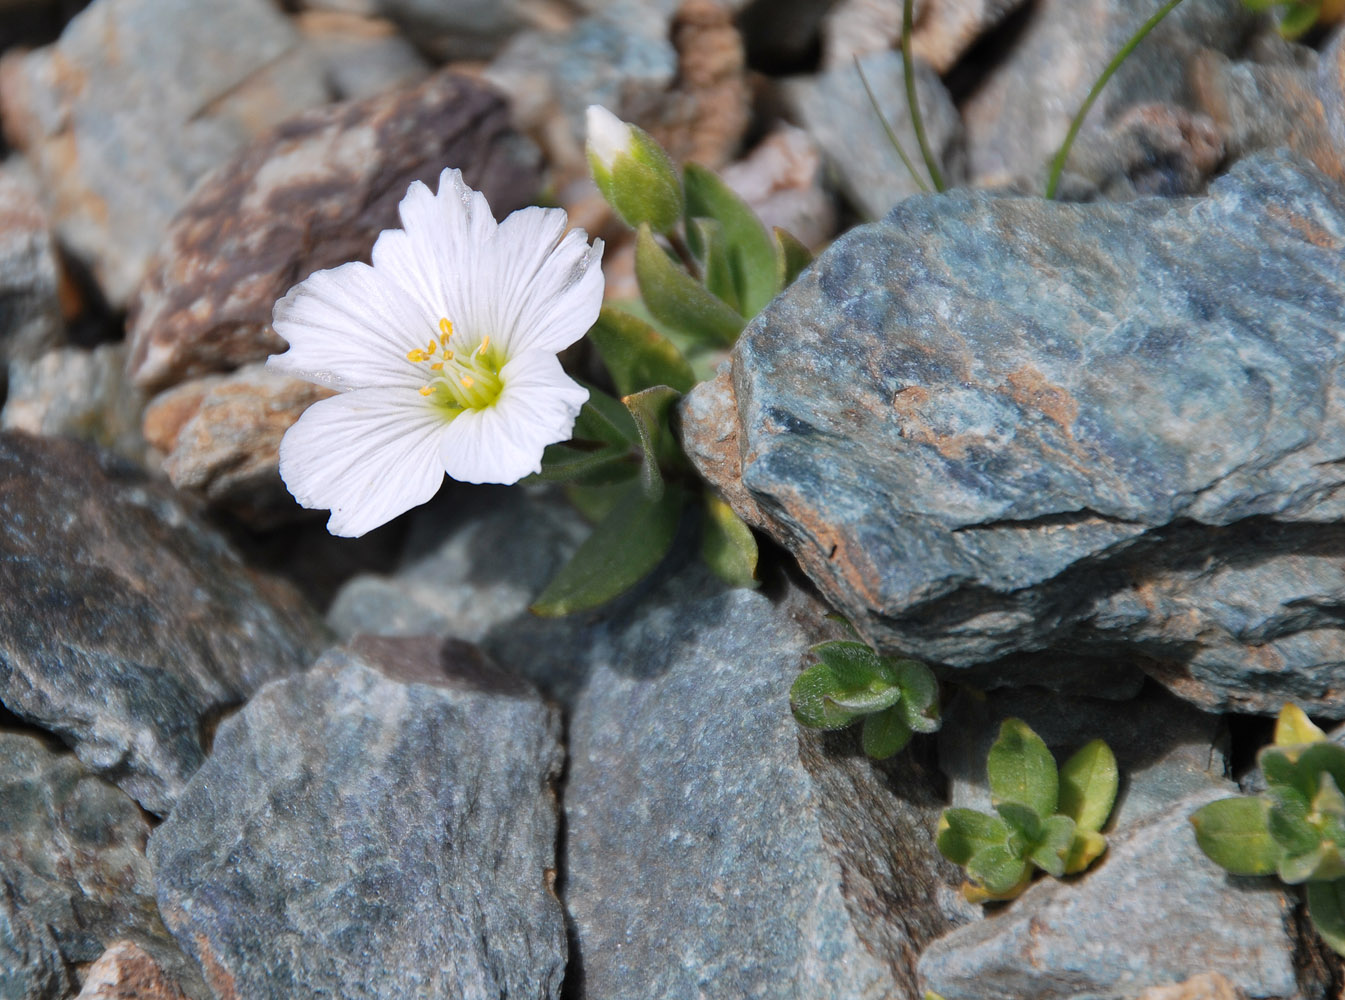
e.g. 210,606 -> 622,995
588,306 -> 696,397
622,385 -> 682,501
1063,828 -> 1108,875
1261,746 -> 1300,792
1299,743 -> 1345,800
531,482 -> 683,617
1308,878 -> 1345,956
789,662 -> 860,730
1275,703 -> 1327,747
689,218 -> 742,314
774,227 -> 813,288
811,640 -> 891,689
572,385 -> 641,447
635,224 -> 744,349
1316,772 -> 1345,819
1189,797 -> 1281,875
987,718 -> 1059,818
699,494 -> 758,589
1267,788 -> 1320,857
861,705 -> 914,759
536,442 -> 636,485
893,659 -> 940,734
1279,0 -> 1322,37
565,481 -> 632,525
1280,842 -> 1345,884
1058,740 -> 1119,834
936,808 -> 1009,865
965,846 -> 1031,896
995,801 -> 1044,849
682,163 -> 780,317
1026,814 -> 1077,878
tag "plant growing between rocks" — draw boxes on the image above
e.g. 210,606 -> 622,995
936,718 -> 1119,902
1191,704 -> 1345,955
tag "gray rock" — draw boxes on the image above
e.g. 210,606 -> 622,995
2,344 -> 148,465
821,0 -> 1028,74
149,637 -> 566,1000
0,731 -> 206,1000
296,10 -> 431,101
784,49 -> 965,221
0,432 -> 328,813
564,573 -> 969,999
917,788 -> 1312,1000
679,152 -> 1345,716
0,0 -> 330,306
961,0 -> 1257,193
0,160 -> 62,363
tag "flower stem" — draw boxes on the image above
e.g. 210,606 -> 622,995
855,56 -> 929,195
903,0 -> 945,192
1044,0 -> 1187,200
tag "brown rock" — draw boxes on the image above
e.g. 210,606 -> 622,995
144,364 -> 334,524
1135,973 -> 1248,1000
822,0 -> 1028,74
75,941 -> 191,1000
126,69 -> 540,393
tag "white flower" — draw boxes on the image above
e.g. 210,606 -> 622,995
585,105 -> 634,170
267,168 -> 604,537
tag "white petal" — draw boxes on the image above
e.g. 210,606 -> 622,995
277,388 -> 450,536
585,105 -> 632,169
439,351 -> 589,484
269,262 -> 433,391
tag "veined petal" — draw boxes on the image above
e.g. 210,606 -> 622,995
491,211 -> 605,356
439,351 -> 589,484
277,387 -> 450,536
269,262 -> 431,391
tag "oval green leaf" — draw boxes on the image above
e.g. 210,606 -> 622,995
965,846 -> 1031,897
861,705 -> 914,759
987,718 -> 1059,817
682,162 -> 780,316
1058,739 -> 1119,834
1307,879 -> 1345,956
635,224 -> 744,349
811,640 -> 889,690
699,493 -> 758,589
587,305 -> 696,397
1189,796 -> 1280,876
790,662 -> 860,730
774,226 -> 813,288
937,808 -> 1009,865
893,659 -> 940,733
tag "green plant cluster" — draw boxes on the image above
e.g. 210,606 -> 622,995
530,118 -> 813,617
789,640 -> 940,759
1191,704 -> 1345,955
937,719 -> 1118,902
1243,0 -> 1344,37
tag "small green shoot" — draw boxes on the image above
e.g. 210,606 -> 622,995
902,0 -> 945,192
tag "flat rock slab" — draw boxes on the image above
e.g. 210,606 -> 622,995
682,152 -> 1345,716
0,433 -> 327,813
0,731 -> 205,1000
149,638 -> 566,1000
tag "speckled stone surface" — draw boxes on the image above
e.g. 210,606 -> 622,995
681,152 -> 1345,715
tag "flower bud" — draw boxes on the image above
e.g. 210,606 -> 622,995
585,105 -> 683,234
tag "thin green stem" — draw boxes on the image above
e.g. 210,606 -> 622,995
1045,0 -> 1187,199
855,56 -> 929,195
903,0 -> 945,192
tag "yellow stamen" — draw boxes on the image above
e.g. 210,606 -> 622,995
430,362 -> 444,371
443,350 -> 453,361
439,318 -> 453,340
476,335 -> 490,357
407,349 -> 430,362
426,339 -> 437,355
460,376 -> 475,388
419,385 -> 434,396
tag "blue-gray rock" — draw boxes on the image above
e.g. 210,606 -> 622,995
149,637 -> 566,1000
680,152 -> 1345,716
961,0 -> 1257,194
0,731 -> 206,1000
564,573 -> 971,999
916,788 -> 1314,1000
0,0 -> 330,306
0,160 -> 62,363
0,433 -> 328,813
784,49 -> 965,220
820,0 -> 1029,75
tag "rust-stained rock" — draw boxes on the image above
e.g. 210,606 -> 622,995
126,68 -> 539,393
1135,973 -> 1248,1000
75,941 -> 193,1000
144,363 -> 334,525
821,0 -> 1028,74
0,0 -> 331,307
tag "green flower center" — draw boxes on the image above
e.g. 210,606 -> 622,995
408,318 -> 505,416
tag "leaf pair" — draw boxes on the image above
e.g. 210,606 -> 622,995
789,640 -> 940,759
937,719 -> 1118,902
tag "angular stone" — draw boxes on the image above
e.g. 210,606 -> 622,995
916,788 -> 1311,1000
783,50 -> 965,221
961,0 -> 1255,192
0,0 -> 330,307
127,69 -> 539,392
680,152 -> 1345,715
0,432 -> 328,813
0,160 -> 62,362
821,0 -> 1029,75
0,732 -> 206,1000
564,572 -> 969,999
75,941 -> 191,1000
142,363 -> 333,524
295,10 -> 430,101
3,344 -> 148,465
149,637 -> 566,1000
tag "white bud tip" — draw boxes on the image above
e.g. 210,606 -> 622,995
585,104 -> 633,168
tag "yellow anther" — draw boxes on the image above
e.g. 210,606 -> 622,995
426,339 -> 437,355
430,362 -> 444,371
476,335 -> 490,357
407,349 -> 430,362
460,376 -> 475,388
419,385 -> 434,396
443,350 -> 453,361
439,318 -> 453,339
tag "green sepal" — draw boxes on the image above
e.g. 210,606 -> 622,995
531,481 -> 683,617
622,385 -> 682,501
1307,878 -> 1345,956
588,120 -> 684,234
1058,739 -> 1119,835
893,659 -> 940,733
987,718 -> 1059,818
635,224 -> 744,349
588,306 -> 696,396
682,163 -> 780,317
861,705 -> 914,759
1026,814 -> 1077,878
774,227 -> 813,288
937,808 -> 1009,865
689,217 -> 742,314
1280,842 -> 1345,885
965,846 -> 1031,897
1189,796 -> 1281,876
789,662 -> 861,730
699,493 -> 758,589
